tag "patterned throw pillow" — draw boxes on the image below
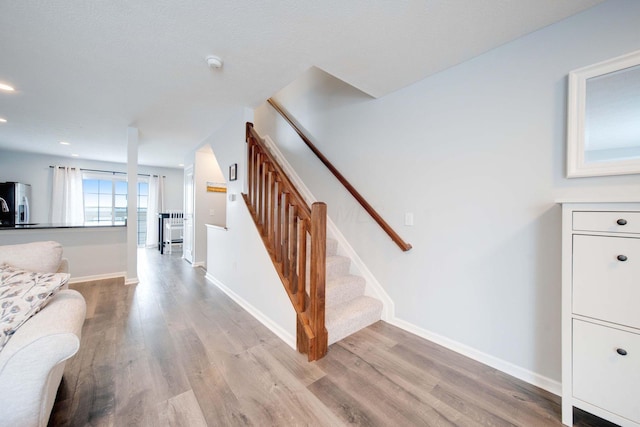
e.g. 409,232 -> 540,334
0,264 -> 70,352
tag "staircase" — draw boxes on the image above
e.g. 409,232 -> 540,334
323,238 -> 383,344
244,122 -> 384,360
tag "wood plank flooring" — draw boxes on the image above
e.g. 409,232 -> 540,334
49,248 -> 618,426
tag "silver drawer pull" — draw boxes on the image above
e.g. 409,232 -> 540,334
616,348 -> 628,356
617,218 -> 628,226
617,255 -> 628,262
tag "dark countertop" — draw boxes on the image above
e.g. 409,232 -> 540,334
0,223 -> 126,230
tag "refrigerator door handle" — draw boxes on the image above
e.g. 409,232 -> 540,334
23,195 -> 30,223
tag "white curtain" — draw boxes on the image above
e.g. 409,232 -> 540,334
145,175 -> 165,247
50,166 -> 85,224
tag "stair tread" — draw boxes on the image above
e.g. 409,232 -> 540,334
326,274 -> 365,286
326,254 -> 350,264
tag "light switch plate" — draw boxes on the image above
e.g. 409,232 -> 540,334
405,212 -> 414,226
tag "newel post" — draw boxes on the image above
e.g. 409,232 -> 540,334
308,202 -> 328,360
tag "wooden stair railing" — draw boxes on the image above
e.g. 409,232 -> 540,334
267,98 -> 412,252
243,122 -> 328,361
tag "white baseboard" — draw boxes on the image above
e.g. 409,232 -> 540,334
388,317 -> 562,396
204,272 -> 296,350
192,261 -> 205,268
68,271 -> 126,284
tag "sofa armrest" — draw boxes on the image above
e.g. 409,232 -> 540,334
0,289 -> 86,427
0,241 -> 64,273
57,258 -> 69,274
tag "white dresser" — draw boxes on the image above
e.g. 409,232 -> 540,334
562,203 -> 640,427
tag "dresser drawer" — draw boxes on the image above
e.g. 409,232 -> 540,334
574,211 -> 640,234
573,235 -> 640,329
573,320 -> 640,424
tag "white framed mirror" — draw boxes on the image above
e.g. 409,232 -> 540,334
567,49 -> 640,178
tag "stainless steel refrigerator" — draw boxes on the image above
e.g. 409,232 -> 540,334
0,182 -> 31,225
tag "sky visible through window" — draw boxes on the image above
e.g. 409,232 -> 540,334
83,177 -> 149,245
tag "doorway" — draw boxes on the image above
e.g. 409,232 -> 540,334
183,166 -> 194,263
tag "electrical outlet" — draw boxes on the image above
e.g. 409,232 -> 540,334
209,209 -> 215,216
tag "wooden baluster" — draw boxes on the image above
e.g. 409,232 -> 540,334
252,145 -> 259,209
289,206 -> 298,297
258,156 -> 266,231
275,190 -> 283,263
247,139 -> 253,205
255,151 -> 260,222
308,202 -> 327,361
282,198 -> 290,279
268,171 -> 276,253
263,157 -> 269,230
252,144 -> 258,209
297,220 -> 307,310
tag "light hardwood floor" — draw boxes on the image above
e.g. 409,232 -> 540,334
49,248 -> 617,426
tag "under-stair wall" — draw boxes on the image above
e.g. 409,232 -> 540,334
202,108 -> 298,350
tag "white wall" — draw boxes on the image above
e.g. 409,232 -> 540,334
0,226 -> 127,280
201,108 -> 297,345
192,146 -> 227,266
254,0 -> 640,389
0,149 -> 184,223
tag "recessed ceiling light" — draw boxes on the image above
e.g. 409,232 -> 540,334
71,153 -> 79,157
59,141 -> 71,145
0,83 -> 15,92
178,163 -> 184,167
0,118 -> 6,123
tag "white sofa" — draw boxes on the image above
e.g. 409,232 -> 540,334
0,241 -> 86,427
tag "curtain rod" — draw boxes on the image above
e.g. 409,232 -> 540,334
49,166 -> 165,178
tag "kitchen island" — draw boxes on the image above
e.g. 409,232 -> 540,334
0,224 -> 127,282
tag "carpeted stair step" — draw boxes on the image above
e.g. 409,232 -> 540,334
306,237 -> 338,257
325,274 -> 366,307
326,296 -> 383,345
326,238 -> 338,256
325,255 -> 351,281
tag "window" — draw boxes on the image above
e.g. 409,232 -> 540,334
137,181 -> 148,246
83,177 -> 123,225
82,172 -> 149,246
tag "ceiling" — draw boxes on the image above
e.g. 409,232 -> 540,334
0,0 -> 604,168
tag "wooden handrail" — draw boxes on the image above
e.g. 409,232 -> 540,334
267,98 -> 412,252
243,123 -> 328,361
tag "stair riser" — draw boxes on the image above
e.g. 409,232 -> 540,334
326,277 -> 366,307
326,299 -> 383,345
326,239 -> 338,256
305,238 -> 338,257
304,257 -> 351,290
326,258 -> 351,280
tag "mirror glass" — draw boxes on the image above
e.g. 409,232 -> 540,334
567,50 -> 640,177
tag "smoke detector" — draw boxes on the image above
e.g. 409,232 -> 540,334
206,55 -> 223,69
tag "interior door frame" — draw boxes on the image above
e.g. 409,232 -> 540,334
183,165 -> 194,263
